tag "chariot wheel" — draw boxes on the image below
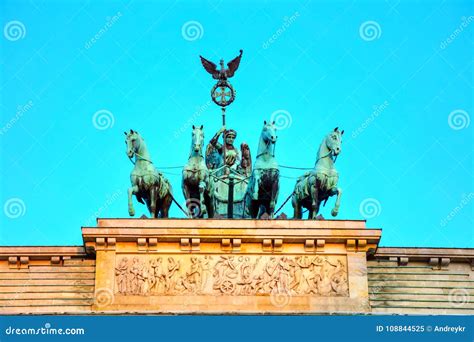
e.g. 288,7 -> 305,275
220,280 -> 235,294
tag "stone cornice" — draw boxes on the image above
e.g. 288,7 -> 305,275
82,219 -> 382,254
93,218 -> 368,229
0,246 -> 86,259
0,246 -> 88,267
374,246 -> 474,268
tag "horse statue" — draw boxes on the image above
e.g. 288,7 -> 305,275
244,121 -> 279,218
292,127 -> 344,219
125,129 -> 173,218
182,125 -> 214,218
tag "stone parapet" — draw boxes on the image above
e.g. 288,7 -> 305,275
83,219 -> 381,314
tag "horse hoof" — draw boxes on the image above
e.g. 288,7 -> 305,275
129,209 -> 135,217
331,209 -> 338,217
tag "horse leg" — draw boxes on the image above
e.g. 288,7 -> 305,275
310,180 -> 319,220
148,187 -> 157,218
206,192 -> 214,218
161,194 -> 172,218
182,184 -> 192,218
199,181 -> 208,217
331,187 -> 342,217
252,171 -> 260,200
292,195 -> 302,219
128,185 -> 138,216
250,201 -> 259,219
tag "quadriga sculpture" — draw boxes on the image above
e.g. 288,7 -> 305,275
125,130 -> 173,218
244,121 -> 280,218
292,127 -> 343,219
182,125 -> 214,218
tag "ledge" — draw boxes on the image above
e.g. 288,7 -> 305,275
94,218 -> 368,229
82,227 -> 382,244
373,247 -> 474,269
0,246 -> 87,259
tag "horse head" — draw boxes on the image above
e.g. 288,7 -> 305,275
191,125 -> 204,155
262,120 -> 278,145
124,129 -> 142,159
324,127 -> 344,157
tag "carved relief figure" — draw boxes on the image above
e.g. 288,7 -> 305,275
182,257 -> 203,293
213,256 -> 239,294
150,257 -> 166,293
115,257 -> 129,294
166,257 -> 180,293
129,257 -> 141,295
114,255 -> 348,297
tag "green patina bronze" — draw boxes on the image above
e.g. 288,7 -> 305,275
125,130 -> 173,218
292,127 -> 344,219
244,121 -> 280,219
120,52 -> 346,220
182,125 -> 214,218
204,127 -> 252,218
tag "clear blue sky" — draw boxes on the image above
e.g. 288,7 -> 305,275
0,0 -> 472,248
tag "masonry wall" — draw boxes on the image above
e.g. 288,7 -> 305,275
0,222 -> 472,315
368,253 -> 474,314
0,251 -> 94,314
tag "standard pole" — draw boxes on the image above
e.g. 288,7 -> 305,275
227,173 -> 234,218
221,106 -> 226,171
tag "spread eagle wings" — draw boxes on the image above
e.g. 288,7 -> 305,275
199,50 -> 243,79
199,56 -> 220,79
226,49 -> 243,78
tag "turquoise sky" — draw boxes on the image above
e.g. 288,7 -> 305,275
0,0 -> 472,248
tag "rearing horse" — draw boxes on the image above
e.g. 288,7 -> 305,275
125,129 -> 172,218
182,125 -> 214,218
244,121 -> 279,218
292,127 -> 343,219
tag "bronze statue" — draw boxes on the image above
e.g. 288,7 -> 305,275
125,130 -> 172,218
244,121 -> 280,218
182,125 -> 214,218
200,49 -> 243,81
200,50 -> 243,107
292,127 -> 344,219
205,127 -> 252,176
207,126 -> 240,170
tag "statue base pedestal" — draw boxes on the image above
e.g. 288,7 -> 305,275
83,218 -> 381,314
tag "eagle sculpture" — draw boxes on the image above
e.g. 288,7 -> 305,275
200,50 -> 243,81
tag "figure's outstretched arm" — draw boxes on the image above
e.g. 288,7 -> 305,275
210,126 -> 226,150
